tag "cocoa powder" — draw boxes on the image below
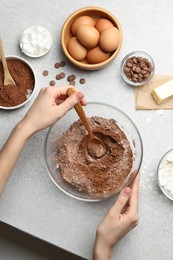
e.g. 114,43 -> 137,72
0,59 -> 34,107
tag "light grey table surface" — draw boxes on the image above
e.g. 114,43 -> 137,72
0,0 -> 173,259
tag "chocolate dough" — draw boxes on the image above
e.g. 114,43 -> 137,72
57,116 -> 133,196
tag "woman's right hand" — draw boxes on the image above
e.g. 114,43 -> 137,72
21,85 -> 86,136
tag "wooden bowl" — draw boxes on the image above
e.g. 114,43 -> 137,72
61,6 -> 123,70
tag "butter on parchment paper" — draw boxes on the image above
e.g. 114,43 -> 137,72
152,79 -> 173,104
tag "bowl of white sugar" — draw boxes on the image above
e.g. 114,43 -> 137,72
19,26 -> 52,58
158,149 -> 173,201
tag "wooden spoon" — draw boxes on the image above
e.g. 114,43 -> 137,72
0,38 -> 16,86
67,88 -> 106,158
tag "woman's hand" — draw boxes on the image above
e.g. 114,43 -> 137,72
0,85 -> 86,195
22,85 -> 86,136
93,173 -> 140,260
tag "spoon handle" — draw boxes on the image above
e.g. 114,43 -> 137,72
0,38 -> 16,85
67,88 -> 93,136
0,38 -> 9,73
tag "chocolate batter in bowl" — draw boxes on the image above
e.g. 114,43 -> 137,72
45,102 -> 143,201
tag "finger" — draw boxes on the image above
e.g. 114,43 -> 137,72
66,86 -> 87,105
56,94 -> 87,106
50,86 -> 86,106
47,85 -> 75,98
111,187 -> 131,215
128,173 -> 140,214
57,91 -> 85,112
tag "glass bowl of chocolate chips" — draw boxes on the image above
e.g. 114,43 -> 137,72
45,102 -> 143,202
120,51 -> 155,87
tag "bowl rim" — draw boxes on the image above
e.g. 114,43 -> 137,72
157,148 -> 173,201
44,101 -> 143,202
61,6 -> 123,70
120,51 -> 155,87
0,55 -> 36,110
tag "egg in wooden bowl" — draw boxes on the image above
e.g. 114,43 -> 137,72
61,6 -> 123,70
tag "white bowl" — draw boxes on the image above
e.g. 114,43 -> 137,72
19,26 -> 52,58
158,149 -> 173,201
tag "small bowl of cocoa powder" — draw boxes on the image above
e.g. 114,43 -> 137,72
120,51 -> 155,87
0,56 -> 35,110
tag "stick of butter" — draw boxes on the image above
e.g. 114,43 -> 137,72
152,79 -> 173,104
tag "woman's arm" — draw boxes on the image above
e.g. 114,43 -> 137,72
93,173 -> 140,260
0,85 -> 86,195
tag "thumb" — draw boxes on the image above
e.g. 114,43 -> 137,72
111,187 -> 131,214
59,91 -> 84,112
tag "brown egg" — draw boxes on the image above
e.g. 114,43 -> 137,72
71,16 -> 95,36
77,25 -> 100,49
99,27 -> 120,52
95,18 -> 114,34
67,37 -> 87,61
86,46 -> 111,64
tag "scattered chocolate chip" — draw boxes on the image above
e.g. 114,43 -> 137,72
55,63 -> 61,69
50,80 -> 55,86
60,61 -> 66,67
67,76 -> 72,82
59,72 -> 65,78
42,70 -> 49,76
67,74 -> 76,82
42,61 -> 87,86
56,75 -> 61,80
79,78 -> 86,84
71,75 -> 76,80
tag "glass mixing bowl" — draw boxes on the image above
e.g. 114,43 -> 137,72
44,102 -> 143,202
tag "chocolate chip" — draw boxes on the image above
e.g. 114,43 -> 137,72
132,66 -> 137,72
60,61 -> 66,67
133,58 -> 138,64
42,70 -> 49,76
50,80 -> 55,86
143,73 -> 150,78
141,69 -> 147,75
126,62 -> 133,68
71,75 -> 76,81
138,73 -> 143,78
79,78 -> 86,84
59,72 -> 65,78
55,63 -> 61,69
133,73 -> 138,78
126,73 -> 131,78
67,75 -> 72,82
148,67 -> 153,72
123,66 -> 130,73
135,67 -> 141,73
67,74 -> 76,82
56,75 -> 61,80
